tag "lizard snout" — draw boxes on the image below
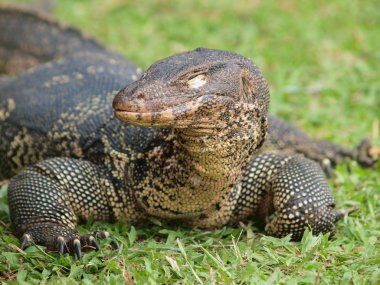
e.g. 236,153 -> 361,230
113,85 -> 148,113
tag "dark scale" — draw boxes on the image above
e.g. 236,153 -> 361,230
0,7 -> 377,257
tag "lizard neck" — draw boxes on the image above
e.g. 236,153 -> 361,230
172,104 -> 266,198
175,128 -> 253,184
133,115 -> 264,219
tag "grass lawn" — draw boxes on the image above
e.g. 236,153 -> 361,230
0,0 -> 379,283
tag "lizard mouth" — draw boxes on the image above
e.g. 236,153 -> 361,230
114,107 -> 188,127
114,95 -> 231,129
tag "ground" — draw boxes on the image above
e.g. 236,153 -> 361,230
0,0 -> 379,284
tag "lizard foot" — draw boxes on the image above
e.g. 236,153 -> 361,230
356,138 -> 378,168
18,225 -> 118,258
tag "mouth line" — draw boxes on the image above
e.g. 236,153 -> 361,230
114,94 -> 231,113
114,102 -> 186,117
114,109 -> 157,115
114,104 -> 188,127
113,94 -> 233,128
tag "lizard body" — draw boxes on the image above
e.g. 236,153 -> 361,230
0,7 -> 376,256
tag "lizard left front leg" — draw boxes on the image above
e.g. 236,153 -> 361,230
7,157 -> 131,256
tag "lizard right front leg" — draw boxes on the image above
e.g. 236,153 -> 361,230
8,157 -> 124,257
233,153 -> 350,240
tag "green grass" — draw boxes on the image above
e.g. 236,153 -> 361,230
0,0 -> 379,283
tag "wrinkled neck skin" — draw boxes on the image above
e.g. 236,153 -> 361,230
177,127 -> 252,182
134,103 -> 266,218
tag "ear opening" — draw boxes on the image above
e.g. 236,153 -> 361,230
256,116 -> 268,149
240,69 -> 255,104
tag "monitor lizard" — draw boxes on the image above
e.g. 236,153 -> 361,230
0,7 -> 377,258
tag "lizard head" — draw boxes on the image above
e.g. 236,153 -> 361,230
113,48 -> 269,143
114,48 -> 271,205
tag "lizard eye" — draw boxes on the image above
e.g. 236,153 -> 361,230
187,74 -> 207,89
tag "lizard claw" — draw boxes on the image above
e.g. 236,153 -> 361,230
73,239 -> 82,259
94,230 -> 119,249
20,233 -> 32,250
57,236 -> 66,254
110,239 -> 119,250
16,226 -> 119,257
322,158 -> 332,178
88,235 -> 100,251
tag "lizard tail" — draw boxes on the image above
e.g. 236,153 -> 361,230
0,5 -> 110,76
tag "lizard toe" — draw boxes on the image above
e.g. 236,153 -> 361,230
322,158 -> 333,178
57,236 -> 67,254
16,224 -> 80,255
80,234 -> 100,251
20,233 -> 33,250
88,235 -> 100,251
16,226 -> 119,257
93,230 -> 119,250
73,238 -> 82,259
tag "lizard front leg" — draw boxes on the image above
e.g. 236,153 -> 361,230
8,157 -> 124,257
234,153 -> 351,240
190,153 -> 350,240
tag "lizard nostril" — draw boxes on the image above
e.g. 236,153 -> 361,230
136,93 -> 145,100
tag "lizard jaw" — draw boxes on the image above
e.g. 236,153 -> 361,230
114,108 -> 180,127
114,95 -> 231,129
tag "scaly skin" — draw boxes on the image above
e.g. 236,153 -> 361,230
0,6 -> 122,75
261,115 -> 376,170
1,8 -> 377,257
